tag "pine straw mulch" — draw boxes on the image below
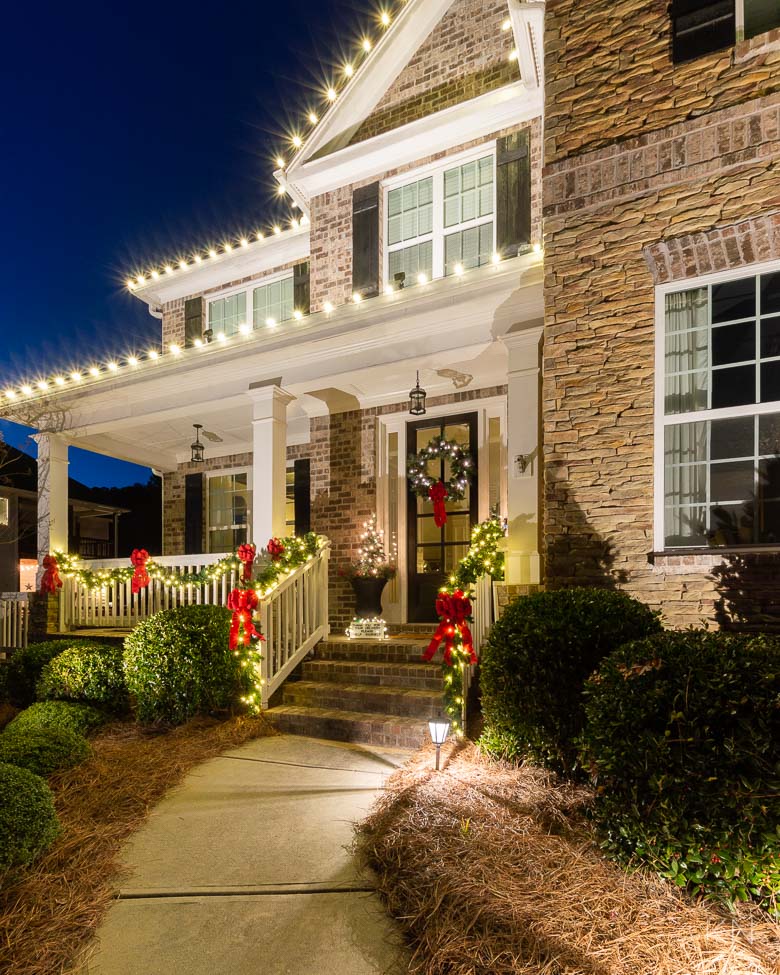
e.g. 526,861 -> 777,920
0,713 -> 274,975
357,741 -> 780,975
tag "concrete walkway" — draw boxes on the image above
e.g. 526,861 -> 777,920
81,735 -> 411,975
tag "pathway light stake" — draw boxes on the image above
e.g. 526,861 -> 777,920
428,719 -> 451,771
190,424 -> 205,464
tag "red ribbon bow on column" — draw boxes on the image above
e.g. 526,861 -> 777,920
424,589 -> 477,665
130,549 -> 150,594
267,537 -> 285,561
237,544 -> 256,582
227,588 -> 262,649
428,480 -> 449,528
39,555 -> 63,594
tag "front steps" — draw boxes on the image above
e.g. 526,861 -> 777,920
266,636 -> 442,749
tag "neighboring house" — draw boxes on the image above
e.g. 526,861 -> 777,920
0,446 -> 126,592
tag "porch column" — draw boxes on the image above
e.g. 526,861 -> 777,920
34,433 -> 69,558
247,384 -> 295,543
502,325 -> 544,585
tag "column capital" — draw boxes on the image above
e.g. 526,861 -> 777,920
246,383 -> 295,421
500,322 -> 544,352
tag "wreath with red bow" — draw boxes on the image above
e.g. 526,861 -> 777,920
407,437 -> 473,527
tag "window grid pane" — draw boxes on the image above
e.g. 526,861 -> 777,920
208,292 -> 247,337
443,154 -> 494,229
387,177 -> 433,246
253,276 -> 293,327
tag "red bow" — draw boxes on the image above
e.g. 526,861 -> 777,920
39,555 -> 62,594
267,537 -> 285,561
428,480 -> 449,528
424,589 -> 477,665
130,548 -> 150,594
237,543 -> 256,582
227,588 -> 262,649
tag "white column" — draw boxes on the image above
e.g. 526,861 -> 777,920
34,433 -> 69,557
502,325 -> 544,585
247,384 -> 295,543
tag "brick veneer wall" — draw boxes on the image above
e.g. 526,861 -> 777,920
542,3 -> 780,628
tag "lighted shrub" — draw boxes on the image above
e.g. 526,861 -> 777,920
6,641 -> 80,707
582,630 -> 780,912
37,642 -> 127,712
479,587 -> 661,774
123,605 -> 239,724
0,762 -> 61,870
0,726 -> 90,776
6,700 -> 106,737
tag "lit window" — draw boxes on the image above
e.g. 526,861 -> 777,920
208,292 -> 246,337
253,276 -> 294,328
207,471 -> 250,552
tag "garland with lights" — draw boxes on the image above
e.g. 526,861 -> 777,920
407,437 -> 473,527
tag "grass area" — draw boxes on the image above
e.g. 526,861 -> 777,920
357,741 -> 780,975
0,714 -> 274,975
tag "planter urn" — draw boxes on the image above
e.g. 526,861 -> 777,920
350,576 -> 388,618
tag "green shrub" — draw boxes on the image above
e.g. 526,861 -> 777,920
479,587 -> 661,774
582,630 -> 780,913
6,700 -> 106,737
37,642 -> 127,712
0,762 -> 61,869
0,662 -> 8,703
7,640 -> 106,707
0,725 -> 90,776
123,605 -> 240,724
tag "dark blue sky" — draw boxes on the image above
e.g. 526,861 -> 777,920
0,0 -> 371,486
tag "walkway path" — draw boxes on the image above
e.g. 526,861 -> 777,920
81,735 -> 411,975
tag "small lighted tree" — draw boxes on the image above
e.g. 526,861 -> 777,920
349,514 -> 395,579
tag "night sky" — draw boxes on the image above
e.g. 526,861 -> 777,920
0,0 -> 373,486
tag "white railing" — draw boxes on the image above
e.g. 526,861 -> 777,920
461,572 -> 496,732
1,594 -> 29,651
259,543 -> 330,708
60,553 -> 240,630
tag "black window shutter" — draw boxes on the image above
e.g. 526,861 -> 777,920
293,261 -> 310,315
352,182 -> 380,298
293,459 -> 311,535
184,473 -> 204,554
184,298 -> 203,348
496,130 -> 531,259
671,0 -> 735,63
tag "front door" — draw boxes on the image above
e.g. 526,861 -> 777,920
407,413 -> 479,622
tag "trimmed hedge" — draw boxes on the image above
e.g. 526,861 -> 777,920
7,641 -> 73,707
0,762 -> 61,870
6,700 -> 106,737
37,642 -> 127,712
0,726 -> 90,776
582,630 -> 780,912
123,605 -> 240,724
480,587 -> 661,774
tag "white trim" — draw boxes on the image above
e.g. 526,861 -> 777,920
206,269 -> 296,335
205,466 -> 253,553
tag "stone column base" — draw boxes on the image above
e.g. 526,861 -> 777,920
494,582 -> 543,618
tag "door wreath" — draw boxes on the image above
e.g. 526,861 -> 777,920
407,437 -> 473,527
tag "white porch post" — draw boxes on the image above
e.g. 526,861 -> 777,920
247,384 -> 295,543
502,325 -> 544,585
34,433 -> 69,559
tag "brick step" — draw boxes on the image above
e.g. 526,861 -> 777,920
301,658 -> 442,691
316,637 -> 428,664
266,705 -> 429,749
282,680 -> 443,719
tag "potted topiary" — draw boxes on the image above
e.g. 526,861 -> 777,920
345,515 -> 396,618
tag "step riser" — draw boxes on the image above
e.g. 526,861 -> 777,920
283,684 -> 442,719
316,645 -> 428,664
301,661 -> 441,692
267,710 -> 428,749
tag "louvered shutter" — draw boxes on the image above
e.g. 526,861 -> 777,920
294,261 -> 310,315
496,130 -> 531,259
293,458 -> 311,535
184,473 -> 204,554
352,182 -> 380,298
671,0 -> 735,63
184,297 -> 203,348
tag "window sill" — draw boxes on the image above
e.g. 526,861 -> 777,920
734,27 -> 780,61
649,546 -> 780,573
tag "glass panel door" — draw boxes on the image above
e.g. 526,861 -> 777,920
406,413 -> 478,622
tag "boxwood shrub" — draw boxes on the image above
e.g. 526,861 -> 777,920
0,762 -> 61,870
479,587 -> 661,774
37,642 -> 127,712
6,700 -> 106,737
0,726 -> 90,776
6,641 -> 76,707
123,605 -> 239,724
581,630 -> 780,912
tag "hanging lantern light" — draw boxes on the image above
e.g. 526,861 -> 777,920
409,371 -> 427,416
190,424 -> 205,464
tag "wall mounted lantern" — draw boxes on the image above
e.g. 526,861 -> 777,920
409,371 -> 427,416
190,424 -> 205,464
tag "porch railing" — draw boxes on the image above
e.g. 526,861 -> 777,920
461,572 -> 496,731
1,594 -> 29,651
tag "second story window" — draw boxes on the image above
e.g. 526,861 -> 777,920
253,275 -> 294,327
671,0 -> 780,64
207,272 -> 294,337
208,292 -> 246,337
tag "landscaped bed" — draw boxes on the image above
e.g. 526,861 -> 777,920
358,741 -> 780,975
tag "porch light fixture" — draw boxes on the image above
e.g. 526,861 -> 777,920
428,720 -> 450,771
190,424 -> 205,464
409,372 -> 427,416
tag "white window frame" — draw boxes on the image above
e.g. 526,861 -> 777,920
206,268 -> 296,338
205,467 -> 252,553
654,257 -> 780,551
736,0 -> 780,40
383,143 -> 497,288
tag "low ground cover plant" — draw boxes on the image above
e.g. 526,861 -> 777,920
37,642 -> 127,712
6,701 -> 106,737
0,726 -> 90,777
582,630 -> 780,913
0,762 -> 60,870
480,587 -> 661,773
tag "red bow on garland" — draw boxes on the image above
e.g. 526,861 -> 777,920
424,589 -> 477,666
39,555 -> 63,595
267,537 -> 285,561
227,588 -> 263,650
428,480 -> 449,528
130,549 -> 150,594
237,543 -> 256,582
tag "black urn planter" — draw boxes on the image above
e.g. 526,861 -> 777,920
350,576 -> 388,618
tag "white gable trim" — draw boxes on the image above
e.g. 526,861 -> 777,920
509,0 -> 545,91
